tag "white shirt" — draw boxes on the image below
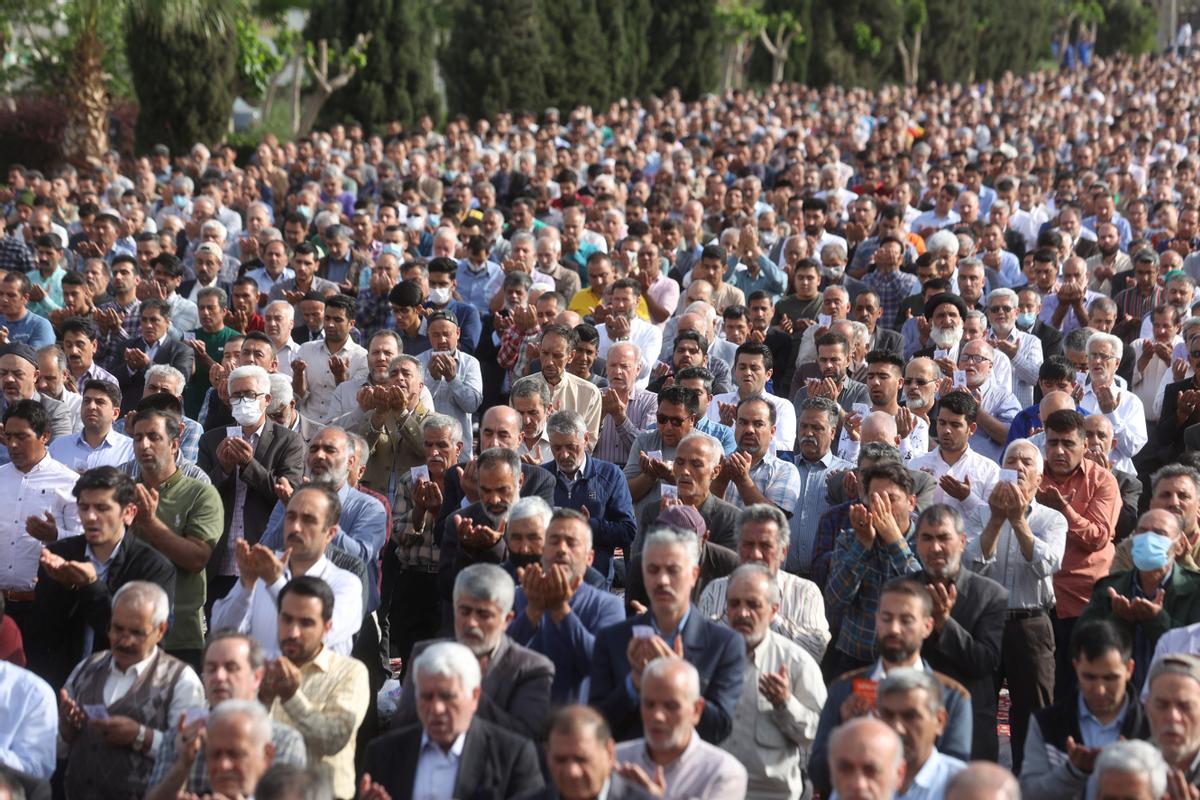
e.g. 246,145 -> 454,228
699,572 -> 830,662
1143,620 -> 1200,700
274,338 -> 302,377
295,338 -> 369,423
1078,383 -> 1147,474
0,455 -> 82,590
413,731 -> 465,800
0,660 -> 57,779
707,391 -> 797,455
597,317 -> 663,390
839,412 -> 929,463
211,556 -> 363,657
48,428 -> 135,473
1131,336 -> 1183,421
417,349 -> 483,462
993,327 -> 1044,407
909,447 -> 1000,516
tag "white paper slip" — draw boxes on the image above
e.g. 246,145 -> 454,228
83,704 -> 109,720
632,625 -> 655,640
818,314 -> 832,327
410,465 -> 430,483
934,348 -> 949,360
645,450 -> 663,461
1076,371 -> 1089,387
661,484 -> 679,499
184,707 -> 209,725
953,370 -> 968,387
999,468 -> 1019,484
852,403 -> 871,418
226,427 -> 240,441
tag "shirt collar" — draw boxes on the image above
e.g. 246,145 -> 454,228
109,648 -> 156,679
651,606 -> 692,643
87,537 -> 123,568
419,730 -> 467,757
1077,691 -> 1129,731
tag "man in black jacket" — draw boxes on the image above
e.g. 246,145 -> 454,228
913,503 -> 1009,761
25,466 -> 175,689
363,640 -> 543,800
107,299 -> 195,414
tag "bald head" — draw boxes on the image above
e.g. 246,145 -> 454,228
944,762 -> 1021,800
861,411 -> 900,445
829,717 -> 906,800
1038,391 -> 1075,420
555,310 -> 583,328
481,405 -> 522,451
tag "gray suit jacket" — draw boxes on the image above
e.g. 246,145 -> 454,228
0,391 -> 73,457
870,327 -> 905,358
394,634 -> 554,740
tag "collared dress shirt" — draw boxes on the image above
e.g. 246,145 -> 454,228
1039,459 -> 1120,618
964,501 -> 1067,610
594,388 -> 657,465
416,348 -> 483,461
909,447 -> 1000,516
0,455 -> 82,591
707,392 -> 797,455
699,571 -> 831,662
895,749 -> 967,800
295,338 -> 369,423
597,318 -> 663,389
413,731 -> 465,800
614,733 -> 748,800
785,451 -> 853,574
969,377 -> 1022,463
49,429 -> 135,473
0,659 -> 57,779
720,453 -> 802,515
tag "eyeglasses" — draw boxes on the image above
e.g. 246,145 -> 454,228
230,391 -> 265,403
656,414 -> 690,428
1087,353 -> 1119,362
960,354 -> 992,365
987,305 -> 1014,313
904,377 -> 935,386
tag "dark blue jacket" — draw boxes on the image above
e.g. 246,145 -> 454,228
540,455 -> 637,578
423,299 -> 482,355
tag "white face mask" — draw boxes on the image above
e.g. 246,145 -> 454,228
428,286 -> 452,305
231,398 -> 262,427
820,264 -> 845,280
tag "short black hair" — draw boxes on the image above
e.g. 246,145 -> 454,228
658,385 -> 700,417
734,341 -> 773,371
324,294 -> 356,317
860,461 -> 915,496
674,329 -> 709,355
701,244 -> 726,263
1044,408 -> 1086,436
1071,619 -> 1132,662
866,349 -> 905,372
3,398 -> 48,437
573,323 -> 599,345
278,575 -> 335,622
60,316 -> 99,341
82,379 -> 122,409
937,390 -> 979,423
151,253 -> 184,279
1039,356 -> 1075,384
293,241 -> 319,259
73,466 -> 137,505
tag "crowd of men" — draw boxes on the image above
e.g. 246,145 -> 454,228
6,45 -> 1200,800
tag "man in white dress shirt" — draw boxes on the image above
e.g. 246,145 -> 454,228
1079,332 -> 1146,474
719,563 -> 825,800
909,391 -> 999,516
416,311 -> 482,462
292,294 -> 368,423
597,278 -> 662,389
876,669 -> 967,800
212,483 -> 362,657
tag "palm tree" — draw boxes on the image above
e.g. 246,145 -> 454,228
62,0 -> 244,167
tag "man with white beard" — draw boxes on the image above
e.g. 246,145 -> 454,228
916,293 -> 969,380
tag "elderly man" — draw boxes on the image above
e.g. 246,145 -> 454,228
395,564 -> 553,741
1081,509 -> 1200,689
635,432 -> 741,553
1079,332 -> 1146,474
1093,740 -> 1170,800
827,717 -> 907,800
539,409 -> 637,581
198,364 -> 306,602
719,563 -> 825,799
964,439 -> 1067,771
810,577 -> 974,796
362,641 -> 544,800
145,632 -> 306,800
58,582 -> 206,800
266,373 -> 321,443
1144,653 -> 1200,789
354,353 -> 430,496
1040,256 -> 1105,335
1019,620 -> 1149,800
625,386 -> 703,518
416,311 -> 482,459
212,484 -> 362,657
532,325 -> 604,444
261,576 -> 369,800
791,285 -> 851,372
785,396 -> 852,574
525,704 -> 659,800
985,287 -> 1045,407
876,669 -> 968,799
957,340 -> 1021,463
595,342 -> 657,464
0,343 -> 74,461
590,525 -> 746,744
912,504 -> 1008,761
699,504 -> 829,662
509,508 -> 625,703
612,658 -> 749,798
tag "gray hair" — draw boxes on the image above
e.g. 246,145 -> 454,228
197,286 -> 228,308
452,563 -> 515,615
728,562 -> 781,605
267,373 -> 293,411
820,242 -> 848,262
36,345 -> 67,374
859,441 -> 902,465
227,364 -> 271,396
926,229 -> 960,256
412,641 -> 482,693
964,309 -> 988,326
987,287 -> 1018,306
346,431 -> 369,463
916,503 -> 965,536
113,580 -> 170,627
546,409 -> 588,439
510,375 -> 553,406
800,396 -> 840,428
510,231 -> 536,250
878,667 -> 945,714
1095,740 -> 1169,800
508,495 -> 552,530
1152,463 -> 1200,497
736,504 -> 789,551
676,431 -> 722,466
643,656 -> 700,701
1087,331 -> 1124,362
1064,327 -> 1094,354
265,299 -> 295,322
421,412 -> 464,447
1002,438 -> 1044,473
389,353 -> 421,374
643,525 -> 701,566
201,219 -> 228,242
476,446 -> 520,478
145,364 -> 185,395
209,699 -> 272,749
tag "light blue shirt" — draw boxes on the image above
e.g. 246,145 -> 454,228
49,428 -> 135,472
896,749 -> 967,800
413,731 -> 465,799
244,266 -> 295,296
0,659 -> 57,779
3,309 -> 54,349
1078,692 -> 1128,748
456,258 -> 503,310
786,450 -> 852,574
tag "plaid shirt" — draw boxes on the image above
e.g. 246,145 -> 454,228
721,453 -> 803,514
391,470 -> 440,573
863,269 -> 921,332
147,718 -> 307,794
497,323 -> 540,376
811,500 -> 855,590
356,290 -> 393,340
825,526 -> 920,662
96,298 -> 142,366
0,235 -> 34,273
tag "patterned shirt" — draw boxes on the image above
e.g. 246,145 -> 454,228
811,499 -> 855,590
863,269 -> 921,332
0,235 -> 34,273
147,718 -> 307,794
391,470 -> 440,573
825,526 -> 921,662
784,451 -> 853,575
721,453 -> 803,514
96,298 -> 141,366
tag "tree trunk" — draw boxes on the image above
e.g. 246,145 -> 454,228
290,53 -> 303,136
62,28 -> 108,167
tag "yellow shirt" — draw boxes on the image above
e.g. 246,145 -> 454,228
568,288 -> 651,321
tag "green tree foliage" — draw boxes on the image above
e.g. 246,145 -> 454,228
643,0 -> 721,96
441,0 -> 549,120
305,0 -> 440,129
599,0 -> 652,97
1094,0 -> 1157,56
541,0 -> 611,109
125,5 -> 240,153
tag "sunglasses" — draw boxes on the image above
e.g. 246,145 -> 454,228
656,414 -> 690,428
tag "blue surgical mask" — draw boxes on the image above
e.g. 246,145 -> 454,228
1016,312 -> 1036,329
296,205 -> 312,221
172,194 -> 188,209
1131,531 -> 1174,572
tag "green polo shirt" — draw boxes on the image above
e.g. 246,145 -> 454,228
183,325 -> 239,418
144,468 -> 223,652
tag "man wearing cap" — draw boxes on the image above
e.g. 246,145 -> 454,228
1144,652 -> 1200,788
1080,509 -> 1200,690
626,502 -> 739,614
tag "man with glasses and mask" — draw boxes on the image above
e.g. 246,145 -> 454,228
1079,332 -> 1146,474
985,287 -> 1044,407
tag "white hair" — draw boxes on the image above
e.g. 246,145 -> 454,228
926,229 -> 960,256
1087,331 -> 1124,362
113,580 -> 169,627
643,656 -> 700,701
227,364 -> 271,395
267,373 -> 293,411
508,495 -> 552,530
677,431 -> 722,466
421,412 -> 464,447
412,641 -> 482,693
862,411 -> 899,441
145,364 -> 186,395
1095,740 -> 1168,800
1002,438 -> 1045,474
200,218 -> 228,242
608,341 -> 642,365
209,699 -> 271,749
266,299 -> 295,323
